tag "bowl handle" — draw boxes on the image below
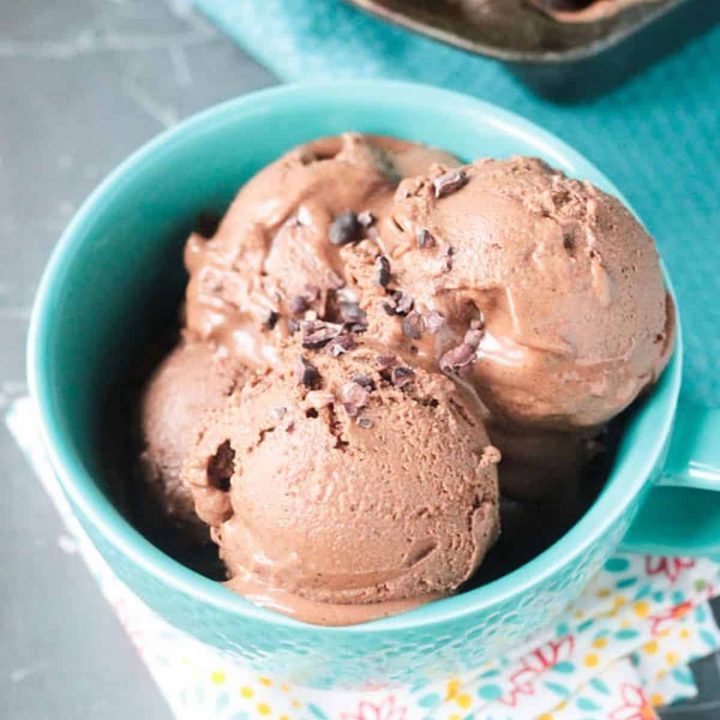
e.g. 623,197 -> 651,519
621,402 -> 720,556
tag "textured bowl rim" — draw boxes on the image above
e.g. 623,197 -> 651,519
27,80 -> 682,634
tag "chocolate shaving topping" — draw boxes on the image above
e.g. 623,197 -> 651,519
432,169 -> 468,199
402,311 -> 424,340
440,343 -> 477,372
382,290 -> 413,317
381,300 -> 396,317
264,310 -> 279,329
394,291 -> 414,316
416,228 -> 436,249
297,356 -> 321,389
290,295 -> 310,315
339,301 -> 366,325
391,366 -> 415,388
356,416 -> 374,429
300,319 -> 344,349
441,246 -> 455,273
357,210 -> 375,228
336,300 -> 368,333
325,334 -> 355,357
375,355 -> 397,370
290,284 -> 322,316
336,287 -> 358,304
284,420 -> 296,433
374,256 -> 391,288
425,310 -> 446,334
329,212 -> 362,246
351,373 -> 375,389
342,381 -> 371,417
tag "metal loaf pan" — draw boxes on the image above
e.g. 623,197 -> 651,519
344,0 -> 688,63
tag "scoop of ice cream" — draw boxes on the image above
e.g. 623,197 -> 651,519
372,156 -> 674,429
139,342 -> 247,540
183,133 -> 458,370
181,344 -> 500,625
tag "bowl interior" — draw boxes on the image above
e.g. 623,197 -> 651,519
30,82 -> 681,629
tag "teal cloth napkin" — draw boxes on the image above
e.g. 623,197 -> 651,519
193,0 -> 720,406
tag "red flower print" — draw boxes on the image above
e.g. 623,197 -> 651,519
501,636 -> 575,706
644,557 -> 695,583
341,695 -> 408,720
610,683 -> 658,720
649,600 -> 693,636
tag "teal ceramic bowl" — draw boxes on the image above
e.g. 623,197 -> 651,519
28,81 -> 720,687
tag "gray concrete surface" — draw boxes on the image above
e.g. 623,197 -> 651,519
0,1 -> 272,718
0,0 -> 717,718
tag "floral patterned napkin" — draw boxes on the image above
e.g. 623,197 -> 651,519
8,396 -> 720,720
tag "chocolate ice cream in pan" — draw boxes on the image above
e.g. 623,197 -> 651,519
135,133 -> 674,625
344,0 -> 683,62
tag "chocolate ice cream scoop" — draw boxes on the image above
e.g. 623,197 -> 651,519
139,342 -> 247,540
375,156 -> 674,429
181,344 -> 500,625
183,133 -> 458,370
